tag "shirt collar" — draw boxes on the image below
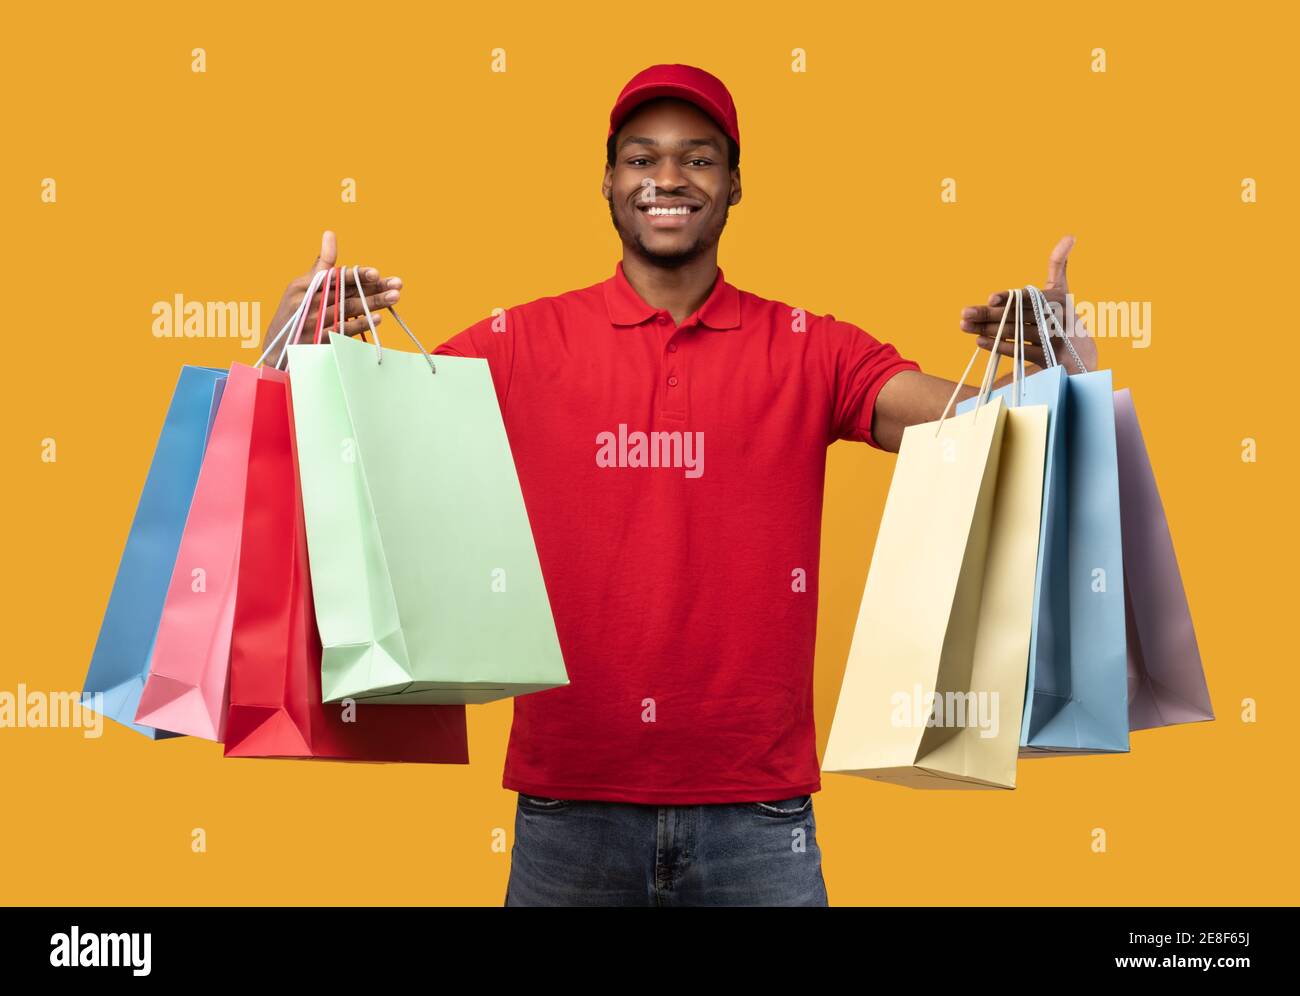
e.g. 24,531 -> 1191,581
603,259 -> 741,331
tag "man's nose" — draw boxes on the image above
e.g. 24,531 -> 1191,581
651,159 -> 687,188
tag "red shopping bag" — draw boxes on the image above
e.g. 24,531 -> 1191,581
224,369 -> 469,762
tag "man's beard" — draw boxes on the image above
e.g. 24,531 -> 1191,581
608,197 -> 729,270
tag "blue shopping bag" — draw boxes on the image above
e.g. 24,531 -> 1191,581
959,286 -> 1129,754
82,365 -> 228,737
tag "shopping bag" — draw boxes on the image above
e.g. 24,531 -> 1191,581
824,291 -> 1047,788
958,347 -> 1068,758
824,337 -> 1011,786
965,285 -> 1129,755
83,365 -> 227,737
224,368 -> 469,761
1114,389 -> 1213,730
134,362 -> 263,741
822,397 -> 1010,787
285,269 -> 568,704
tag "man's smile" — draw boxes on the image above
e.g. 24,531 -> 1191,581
636,199 -> 702,229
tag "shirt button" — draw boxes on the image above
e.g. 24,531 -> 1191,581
668,376 -> 679,387
667,343 -> 678,353
657,315 -> 669,325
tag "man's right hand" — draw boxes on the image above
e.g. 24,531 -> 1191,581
957,235 -> 1097,374
259,230 -> 403,367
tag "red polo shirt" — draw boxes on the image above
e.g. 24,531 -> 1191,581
433,261 -> 920,804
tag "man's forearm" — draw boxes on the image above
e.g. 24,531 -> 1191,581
870,368 -> 1023,453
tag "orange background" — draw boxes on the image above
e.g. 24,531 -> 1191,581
1,0 -> 1293,904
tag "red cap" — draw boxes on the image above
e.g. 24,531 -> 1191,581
608,64 -> 740,153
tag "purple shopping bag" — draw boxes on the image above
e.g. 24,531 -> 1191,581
1114,389 -> 1213,731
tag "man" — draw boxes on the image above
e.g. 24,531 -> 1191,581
260,64 -> 1097,906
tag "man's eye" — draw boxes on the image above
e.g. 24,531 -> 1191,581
627,158 -> 652,167
688,159 -> 714,167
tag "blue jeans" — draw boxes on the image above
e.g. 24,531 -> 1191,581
504,792 -> 829,906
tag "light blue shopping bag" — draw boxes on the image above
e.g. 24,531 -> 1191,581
82,365 -> 228,737
959,286 -> 1129,754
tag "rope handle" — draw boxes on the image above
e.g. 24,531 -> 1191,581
255,264 -> 438,374
347,266 -> 437,374
935,287 -> 1017,436
255,267 -> 329,369
1025,284 -> 1087,374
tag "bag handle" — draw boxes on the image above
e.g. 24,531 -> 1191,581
1024,285 -> 1059,370
255,267 -> 330,369
346,265 -> 437,374
286,266 -> 335,364
975,287 -> 1028,409
1025,284 -> 1087,374
935,287 -> 1017,436
307,266 -> 373,346
255,264 -> 438,374
334,263 -> 344,339
312,267 -> 335,345
255,264 -> 380,369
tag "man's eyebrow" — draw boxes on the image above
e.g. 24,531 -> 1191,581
618,135 -> 723,153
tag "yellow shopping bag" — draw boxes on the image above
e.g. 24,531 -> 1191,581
823,290 -> 1048,788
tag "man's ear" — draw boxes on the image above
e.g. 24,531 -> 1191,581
601,164 -> 614,200
729,170 -> 742,206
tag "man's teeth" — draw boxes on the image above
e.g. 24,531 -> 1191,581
645,206 -> 694,215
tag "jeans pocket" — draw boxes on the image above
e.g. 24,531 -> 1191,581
518,793 -> 571,812
750,793 -> 814,818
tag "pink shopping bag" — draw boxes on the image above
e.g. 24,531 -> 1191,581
134,363 -> 263,741
1114,389 -> 1214,731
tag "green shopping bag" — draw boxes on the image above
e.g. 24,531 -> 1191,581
285,293 -> 567,705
